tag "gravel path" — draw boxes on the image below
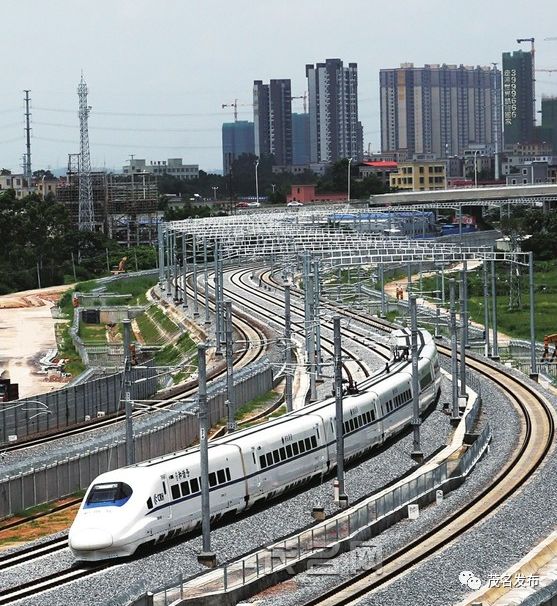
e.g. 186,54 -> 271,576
248,358 -> 557,606
8,373 -> 455,605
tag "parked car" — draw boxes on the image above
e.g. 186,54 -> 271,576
235,202 -> 249,208
247,201 -> 261,208
287,201 -> 303,207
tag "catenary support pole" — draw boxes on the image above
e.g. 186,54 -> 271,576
284,283 -> 293,412
459,276 -> 467,398
173,233 -> 179,302
491,258 -> 499,360
462,260 -> 468,348
333,316 -> 348,508
483,260 -> 490,356
379,262 -> 386,318
157,223 -> 165,287
182,234 -> 188,309
197,343 -> 216,567
123,319 -> 135,466
529,251 -> 538,380
225,301 -> 236,431
165,228 -> 171,295
192,235 -> 199,317
410,295 -> 423,461
313,258 -> 322,376
450,279 -> 459,423
203,238 -> 210,325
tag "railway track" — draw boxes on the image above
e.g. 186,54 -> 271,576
1,287 -> 267,456
258,265 -> 556,605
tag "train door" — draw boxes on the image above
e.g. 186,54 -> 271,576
155,474 -> 172,522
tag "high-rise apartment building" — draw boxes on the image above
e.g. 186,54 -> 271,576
253,79 -> 292,165
292,113 -> 310,165
306,59 -> 362,163
222,121 -> 255,175
502,49 -> 535,146
380,63 -> 502,158
541,97 -> 557,153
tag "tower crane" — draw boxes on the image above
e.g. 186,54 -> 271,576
221,99 -> 253,122
289,92 -> 308,113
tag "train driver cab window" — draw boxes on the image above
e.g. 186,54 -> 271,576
85,482 -> 132,508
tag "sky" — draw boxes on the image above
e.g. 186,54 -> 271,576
1,0 -> 557,174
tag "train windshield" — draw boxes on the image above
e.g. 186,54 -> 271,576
85,482 -> 133,508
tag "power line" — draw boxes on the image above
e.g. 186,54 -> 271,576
33,106 -> 243,118
34,121 -> 219,133
33,135 -> 221,150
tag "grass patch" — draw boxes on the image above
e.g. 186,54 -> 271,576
149,306 -> 180,337
268,404 -> 286,418
135,311 -> 164,344
418,261 -> 557,342
154,333 -> 197,366
55,322 -> 85,377
234,390 -> 278,420
78,322 -> 107,343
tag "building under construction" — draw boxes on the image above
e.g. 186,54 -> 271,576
106,173 -> 161,246
57,164 -> 161,246
56,157 -> 108,232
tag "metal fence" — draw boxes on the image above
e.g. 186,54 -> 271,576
0,365 -> 158,445
135,405 -> 492,606
0,361 -> 272,519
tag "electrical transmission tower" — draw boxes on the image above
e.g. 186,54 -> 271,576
23,90 -> 32,188
77,74 -> 95,231
508,231 -> 522,310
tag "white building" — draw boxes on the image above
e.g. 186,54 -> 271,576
123,158 -> 199,180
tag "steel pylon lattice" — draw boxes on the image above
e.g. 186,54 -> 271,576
77,74 -> 94,231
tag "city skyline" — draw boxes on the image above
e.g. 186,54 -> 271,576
1,0 -> 556,173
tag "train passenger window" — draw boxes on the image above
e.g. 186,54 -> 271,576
371,410 -> 376,421
349,420 -> 355,432
299,440 -> 305,453
304,437 -> 312,450
286,445 -> 293,457
273,450 -> 280,464
146,497 -> 153,509
217,469 -> 226,484
266,453 -> 273,466
180,481 -> 190,496
171,484 -> 181,500
344,421 -> 349,434
190,478 -> 200,493
209,472 -> 217,487
279,447 -> 286,461
311,435 -> 317,448
225,468 -> 231,481
293,442 -> 299,456
260,455 -> 267,469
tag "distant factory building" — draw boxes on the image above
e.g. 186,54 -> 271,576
122,158 -> 199,180
222,120 -> 255,175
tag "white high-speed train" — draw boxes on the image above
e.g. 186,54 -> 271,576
69,328 -> 441,561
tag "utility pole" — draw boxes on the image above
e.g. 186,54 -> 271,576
449,280 -> 460,423
462,261 -> 469,348
23,90 -> 32,188
173,233 -> 179,302
333,316 -> 348,508
123,319 -> 135,466
225,301 -> 236,431
165,228 -> 172,296
197,343 -> 216,567
410,296 -> 423,462
214,242 -> 223,356
284,282 -> 293,412
77,75 -> 94,232
379,263 -> 386,318
304,253 -> 317,401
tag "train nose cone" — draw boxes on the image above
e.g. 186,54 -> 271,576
69,528 -> 113,551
